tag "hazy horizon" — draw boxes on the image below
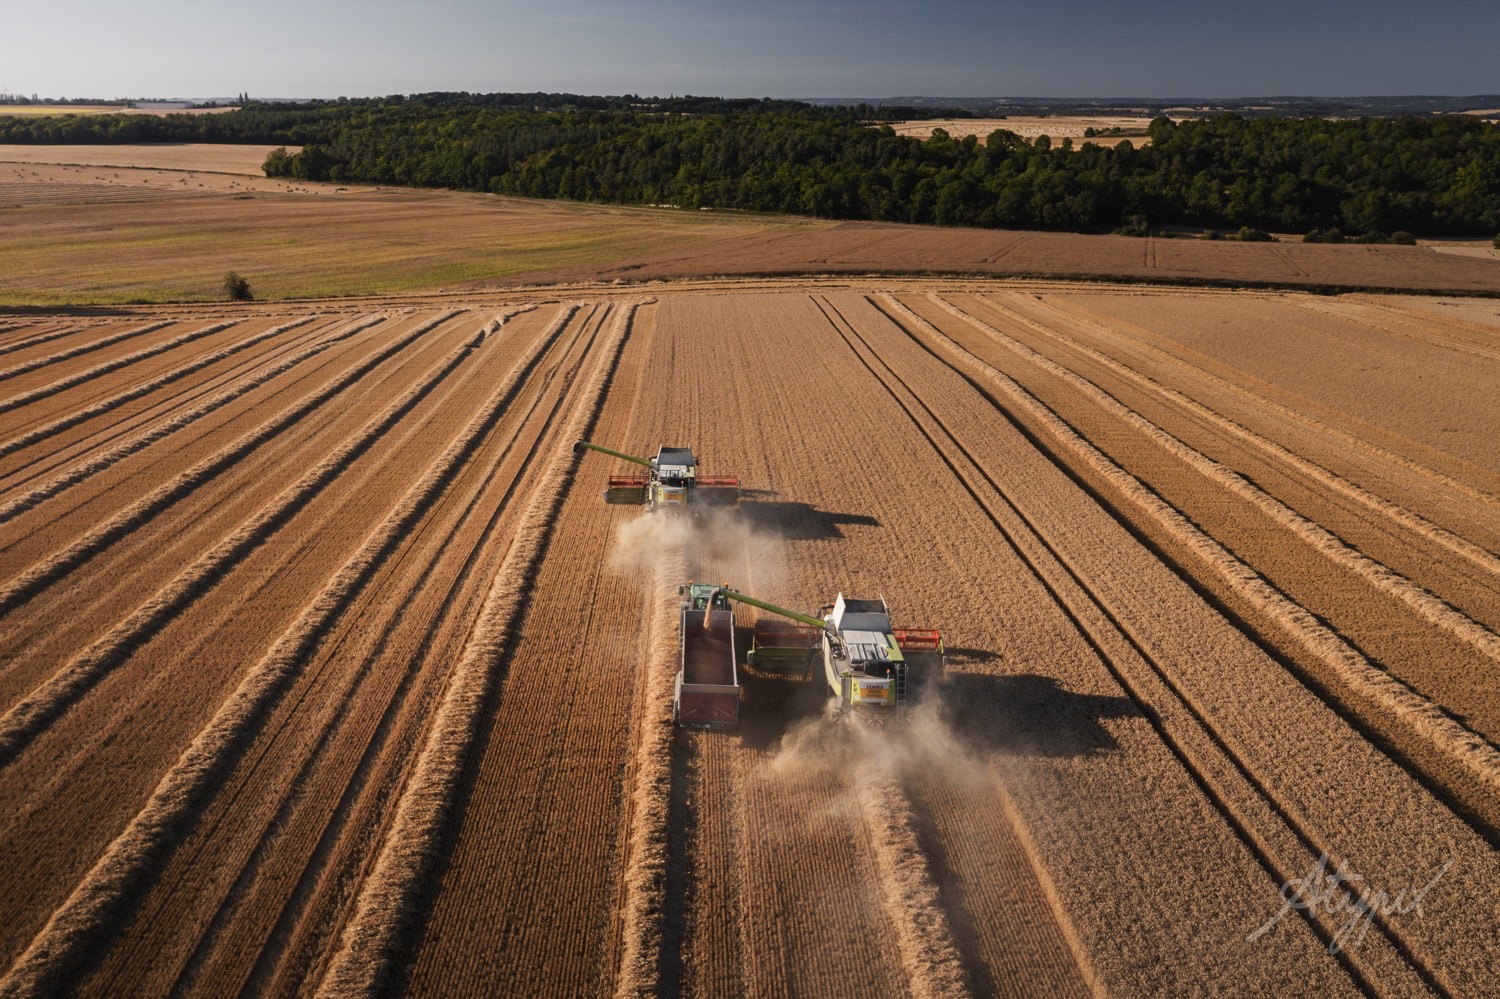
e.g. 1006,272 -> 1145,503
9,0 -> 1498,102
7,92 -> 1500,106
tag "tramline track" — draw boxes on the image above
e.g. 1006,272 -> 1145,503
934,292 -> 1500,592
0,310 -> 484,970
1033,294 -> 1500,506
230,305 -> 591,997
0,315 -> 404,518
915,292 -> 1500,832
0,320 -> 175,382
816,293 -> 1453,996
1290,296 -> 1500,363
0,305 -> 604,996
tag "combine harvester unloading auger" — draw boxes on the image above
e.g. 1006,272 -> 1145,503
674,583 -> 944,727
574,440 -> 740,513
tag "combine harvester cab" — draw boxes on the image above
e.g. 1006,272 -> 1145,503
721,587 -> 944,722
652,447 -> 694,513
675,583 -> 741,728
575,441 -> 739,514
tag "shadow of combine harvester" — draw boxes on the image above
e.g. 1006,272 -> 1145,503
737,499 -> 881,540
947,672 -> 1136,758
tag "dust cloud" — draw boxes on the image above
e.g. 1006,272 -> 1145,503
769,695 -> 985,792
606,506 -> 787,592
606,511 -> 696,577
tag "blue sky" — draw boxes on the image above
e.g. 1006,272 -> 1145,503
7,0 -> 1498,100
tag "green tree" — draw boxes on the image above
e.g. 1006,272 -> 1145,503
262,147 -> 292,177
223,271 -> 253,301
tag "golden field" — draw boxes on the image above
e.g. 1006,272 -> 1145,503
2,143 -> 1499,996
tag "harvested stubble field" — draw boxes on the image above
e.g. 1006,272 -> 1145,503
2,277 -> 1499,998
4,144 -> 1500,304
886,117 -> 1155,147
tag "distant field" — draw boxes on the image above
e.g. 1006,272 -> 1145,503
0,147 -> 1498,304
1429,243 -> 1500,261
0,143 -> 291,175
887,116 -> 1156,147
0,105 -> 126,116
0,163 -> 812,303
0,104 -> 238,117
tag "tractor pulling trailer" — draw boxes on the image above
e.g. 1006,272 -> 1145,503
674,583 -> 741,728
673,583 -> 944,728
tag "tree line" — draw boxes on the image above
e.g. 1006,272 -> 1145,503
2,93 -> 1496,237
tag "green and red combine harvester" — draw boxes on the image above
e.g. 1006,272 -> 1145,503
673,582 -> 944,729
573,440 -> 740,513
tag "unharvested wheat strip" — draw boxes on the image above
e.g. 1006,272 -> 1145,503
0,311 -> 467,610
0,321 -> 238,415
1035,295 -> 1500,509
315,301 -> 640,999
882,294 -> 1500,798
0,316 -> 320,463
613,545 -> 686,999
930,295 -> 1500,667
0,323 -> 492,765
856,773 -> 967,999
0,321 -> 162,360
0,321 -> 178,383
0,308 -> 567,999
941,294 -> 1500,580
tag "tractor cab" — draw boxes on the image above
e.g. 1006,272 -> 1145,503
679,581 -> 731,612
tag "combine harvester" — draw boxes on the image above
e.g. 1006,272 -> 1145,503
574,441 -> 739,513
675,583 -> 943,726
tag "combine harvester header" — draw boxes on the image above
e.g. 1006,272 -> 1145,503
574,441 -> 739,513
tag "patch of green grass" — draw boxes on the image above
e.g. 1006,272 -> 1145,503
0,189 -> 824,304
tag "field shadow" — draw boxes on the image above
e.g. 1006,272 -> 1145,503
942,645 -> 1001,666
944,672 -> 1135,758
738,499 -> 881,540
733,669 -> 826,752
0,305 -> 143,317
